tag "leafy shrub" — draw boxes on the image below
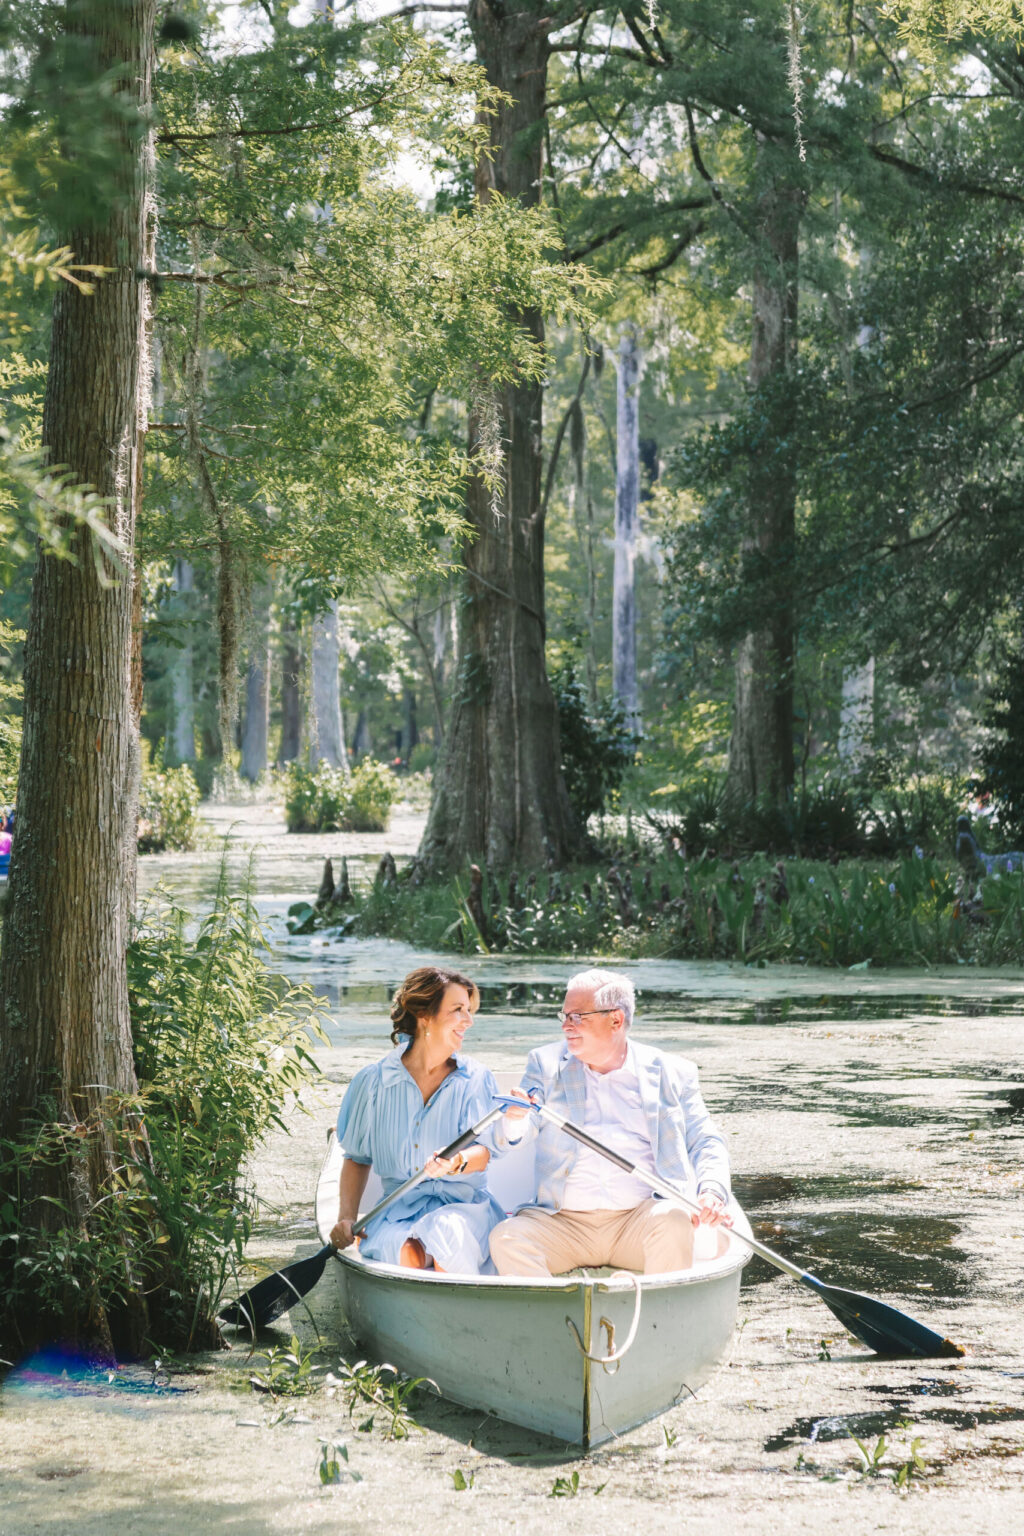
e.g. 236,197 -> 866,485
408,741 -> 436,773
0,873 -> 325,1355
650,769 -> 965,860
343,760 -> 399,832
285,759 -> 398,833
351,847 -> 1024,966
863,770 -> 968,857
138,752 -> 202,852
551,666 -> 639,825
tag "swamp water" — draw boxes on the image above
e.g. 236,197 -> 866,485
1,801 -> 1022,1535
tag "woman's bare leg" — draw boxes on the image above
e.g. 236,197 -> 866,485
398,1238 -> 446,1271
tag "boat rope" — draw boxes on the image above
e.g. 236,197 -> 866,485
565,1273 -> 643,1375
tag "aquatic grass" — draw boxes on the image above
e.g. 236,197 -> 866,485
851,1422 -> 929,1489
342,844 -> 1024,967
326,1358 -> 437,1440
249,1336 -> 325,1398
548,1470 -> 607,1497
317,1439 -> 362,1485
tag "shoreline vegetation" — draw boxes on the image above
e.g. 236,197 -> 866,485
293,848 -> 1024,969
0,868 -> 325,1362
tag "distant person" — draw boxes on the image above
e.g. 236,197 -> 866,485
488,968 -> 732,1277
329,966 -> 505,1273
0,812 -> 12,873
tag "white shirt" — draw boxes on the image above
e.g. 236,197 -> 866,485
559,1045 -> 659,1211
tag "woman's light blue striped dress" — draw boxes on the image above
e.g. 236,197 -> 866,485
336,1046 -> 505,1273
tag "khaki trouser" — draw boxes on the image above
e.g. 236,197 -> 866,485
489,1199 -> 695,1277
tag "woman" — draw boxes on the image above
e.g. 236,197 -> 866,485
328,966 -> 504,1273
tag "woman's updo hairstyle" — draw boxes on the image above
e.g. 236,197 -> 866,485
389,966 -> 479,1046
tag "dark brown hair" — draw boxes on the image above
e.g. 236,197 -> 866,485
389,966 -> 479,1046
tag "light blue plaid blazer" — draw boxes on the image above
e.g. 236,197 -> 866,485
486,1037 -> 731,1214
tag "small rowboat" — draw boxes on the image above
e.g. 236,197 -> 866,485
313,1087 -> 752,1448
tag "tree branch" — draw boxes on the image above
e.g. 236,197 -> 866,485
541,344 -> 592,519
868,146 -> 1024,207
373,4 -> 467,18
684,103 -> 752,239
566,194 -> 712,261
633,220 -> 706,279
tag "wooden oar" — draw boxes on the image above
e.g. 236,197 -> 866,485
219,1105 -> 505,1330
507,1097 -> 964,1359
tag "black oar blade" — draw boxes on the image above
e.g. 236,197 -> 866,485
220,1244 -> 334,1330
802,1275 -> 964,1359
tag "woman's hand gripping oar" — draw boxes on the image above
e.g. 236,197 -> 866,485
220,1105 -> 505,1331
493,1094 -> 964,1360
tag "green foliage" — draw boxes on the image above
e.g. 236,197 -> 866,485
974,645 -> 1024,843
249,1335 -> 325,1399
0,873 -> 324,1353
285,759 -> 398,834
851,1422 -> 929,1488
408,742 -> 436,773
549,1469 -> 605,1497
144,17 -> 593,590
649,768 -> 968,860
137,750 -> 201,852
0,170 -> 125,584
327,1358 -> 435,1441
351,841 -> 1024,966
451,1468 -> 475,1491
551,665 -> 639,825
0,616 -> 20,802
317,1439 -> 362,1486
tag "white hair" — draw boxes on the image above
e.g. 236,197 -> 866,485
566,968 -> 635,1027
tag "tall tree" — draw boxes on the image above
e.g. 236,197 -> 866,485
0,0 -> 157,1354
309,597 -> 349,771
279,609 -> 303,764
240,577 -> 271,781
612,324 -> 642,735
724,162 -> 802,808
168,557 -> 197,765
419,0 -> 580,870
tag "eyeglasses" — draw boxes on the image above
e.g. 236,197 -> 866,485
558,1008 -> 618,1028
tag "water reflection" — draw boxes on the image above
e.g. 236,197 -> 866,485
766,1402 -> 1024,1451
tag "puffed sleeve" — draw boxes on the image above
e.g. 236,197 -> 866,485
335,1063 -> 378,1165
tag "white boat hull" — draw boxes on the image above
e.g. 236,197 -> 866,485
314,1117 -> 751,1448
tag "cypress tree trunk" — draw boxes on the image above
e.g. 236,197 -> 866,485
419,0 -> 578,871
309,598 -> 348,773
724,165 -> 802,810
240,581 -> 271,781
613,326 -> 642,735
0,0 -> 157,1355
839,659 -> 875,763
169,558 -> 196,765
279,611 -> 302,763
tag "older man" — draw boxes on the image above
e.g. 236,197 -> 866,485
488,967 -> 731,1277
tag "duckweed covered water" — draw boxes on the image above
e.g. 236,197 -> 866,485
12,804 -> 1009,1531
